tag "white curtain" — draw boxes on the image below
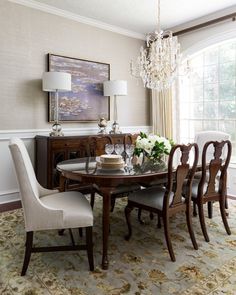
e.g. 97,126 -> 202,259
151,89 -> 173,139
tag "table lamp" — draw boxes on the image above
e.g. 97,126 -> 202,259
42,71 -> 71,136
103,80 -> 127,134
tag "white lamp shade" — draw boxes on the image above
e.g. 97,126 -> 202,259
103,80 -> 127,96
42,72 -> 71,92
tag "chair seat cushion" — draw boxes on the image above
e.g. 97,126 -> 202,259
40,191 -> 93,229
128,186 -> 174,210
95,183 -> 141,197
194,171 -> 209,180
191,178 -> 219,199
112,184 -> 141,196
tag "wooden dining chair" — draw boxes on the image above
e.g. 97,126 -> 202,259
88,135 -> 114,158
9,138 -> 94,275
193,131 -> 230,218
190,140 -> 232,242
88,134 -> 140,211
125,143 -> 199,262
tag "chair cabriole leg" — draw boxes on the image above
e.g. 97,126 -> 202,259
219,196 -> 231,235
193,202 -> 197,217
86,226 -> 94,271
163,213 -> 175,262
157,214 -> 162,228
21,231 -> 33,276
125,205 -> 133,240
186,206 -> 198,250
90,192 -> 95,209
198,203 -> 210,242
207,201 -> 213,219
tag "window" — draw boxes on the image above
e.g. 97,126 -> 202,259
178,39 -> 236,162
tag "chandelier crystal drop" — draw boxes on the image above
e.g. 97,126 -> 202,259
131,0 -> 181,91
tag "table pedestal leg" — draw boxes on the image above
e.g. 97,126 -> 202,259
102,191 -> 111,269
59,173 -> 66,192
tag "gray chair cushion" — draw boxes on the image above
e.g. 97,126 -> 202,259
128,186 -> 174,210
112,184 -> 141,195
190,178 -> 219,199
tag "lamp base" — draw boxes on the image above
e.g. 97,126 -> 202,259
50,123 -> 64,137
109,121 -> 122,134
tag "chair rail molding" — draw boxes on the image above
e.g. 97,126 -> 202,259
0,126 -> 151,141
0,126 -> 151,204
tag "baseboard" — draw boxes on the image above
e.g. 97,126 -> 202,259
0,192 -> 20,204
0,200 -> 22,213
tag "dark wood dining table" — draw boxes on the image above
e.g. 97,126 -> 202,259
57,156 -> 168,270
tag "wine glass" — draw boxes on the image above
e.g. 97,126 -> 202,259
105,144 -> 114,155
114,143 -> 124,157
125,144 -> 135,167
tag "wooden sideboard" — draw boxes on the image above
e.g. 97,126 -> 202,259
35,134 -> 133,189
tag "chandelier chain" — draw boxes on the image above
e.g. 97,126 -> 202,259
157,0 -> 160,33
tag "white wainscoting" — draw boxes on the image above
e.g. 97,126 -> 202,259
0,126 -> 151,204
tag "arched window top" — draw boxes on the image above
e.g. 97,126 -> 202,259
182,29 -> 236,59
178,37 -> 236,163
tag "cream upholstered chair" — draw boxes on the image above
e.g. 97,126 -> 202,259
9,138 -> 94,276
194,131 -> 230,218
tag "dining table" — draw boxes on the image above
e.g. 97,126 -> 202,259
57,156 -> 168,270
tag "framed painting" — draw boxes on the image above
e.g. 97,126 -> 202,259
48,54 -> 110,122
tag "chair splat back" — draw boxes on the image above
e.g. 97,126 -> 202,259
194,131 -> 230,165
199,140 -> 232,199
166,143 -> 199,208
88,135 -> 113,156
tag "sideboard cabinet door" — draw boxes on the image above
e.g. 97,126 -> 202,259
35,134 -> 131,189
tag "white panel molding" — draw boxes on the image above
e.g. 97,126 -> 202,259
8,0 -> 145,40
0,125 -> 151,204
0,126 -> 151,140
0,192 -> 20,204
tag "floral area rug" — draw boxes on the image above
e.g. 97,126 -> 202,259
0,196 -> 236,295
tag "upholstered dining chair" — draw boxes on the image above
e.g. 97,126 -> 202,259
194,131 -> 230,218
125,143 -> 199,262
88,135 -> 140,212
190,140 -> 232,242
9,138 -> 94,276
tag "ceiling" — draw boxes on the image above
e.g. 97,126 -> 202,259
27,0 -> 236,35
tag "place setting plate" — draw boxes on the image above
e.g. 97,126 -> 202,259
96,155 -> 126,170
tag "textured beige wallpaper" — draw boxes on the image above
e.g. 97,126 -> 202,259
0,0 -> 149,130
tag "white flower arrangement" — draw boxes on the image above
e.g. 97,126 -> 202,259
134,132 -> 173,161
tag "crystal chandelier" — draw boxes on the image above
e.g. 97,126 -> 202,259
131,0 -> 181,91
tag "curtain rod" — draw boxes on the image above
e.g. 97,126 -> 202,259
173,12 -> 236,36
